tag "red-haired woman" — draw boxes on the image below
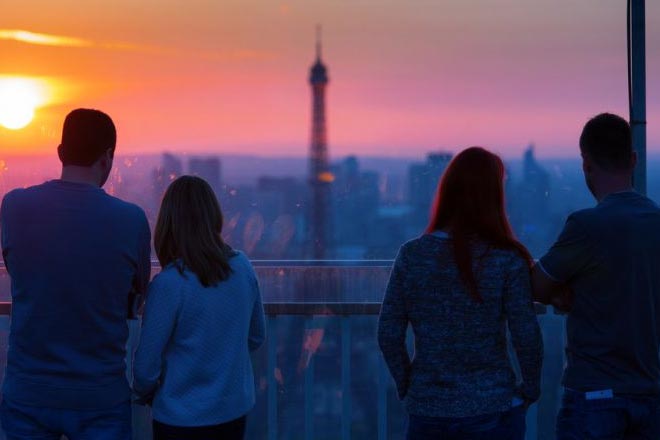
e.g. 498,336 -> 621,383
378,147 -> 543,439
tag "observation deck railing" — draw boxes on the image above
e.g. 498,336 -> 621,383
0,261 -> 564,440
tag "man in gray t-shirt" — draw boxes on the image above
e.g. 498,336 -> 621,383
533,113 -> 660,439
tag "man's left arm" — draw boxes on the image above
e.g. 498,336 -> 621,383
532,213 -> 594,310
531,265 -> 573,311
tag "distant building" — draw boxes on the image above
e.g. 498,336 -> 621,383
511,145 -> 552,256
152,153 -> 183,204
331,156 -> 380,258
189,156 -> 222,197
257,176 -> 305,210
519,145 -> 551,223
522,145 -> 550,213
254,176 -> 306,258
407,152 -> 452,232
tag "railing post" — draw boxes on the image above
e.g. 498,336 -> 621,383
525,403 -> 538,440
377,356 -> 388,440
267,316 -> 278,440
0,315 -> 9,332
304,316 -> 315,440
127,319 -> 152,440
536,312 -> 566,440
341,316 -> 352,440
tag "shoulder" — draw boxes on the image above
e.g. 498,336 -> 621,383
102,195 -> 149,232
230,249 -> 249,263
392,235 -> 451,272
1,185 -> 44,218
1,188 -> 23,209
567,207 -> 597,225
104,194 -> 147,219
229,250 -> 256,275
394,238 -> 420,263
642,196 -> 660,210
2,184 -> 46,205
144,266 -> 188,311
149,265 -> 186,291
499,249 -> 530,271
553,209 -> 596,242
399,234 -> 448,255
2,187 -> 26,201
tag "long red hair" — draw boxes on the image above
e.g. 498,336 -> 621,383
426,147 -> 532,303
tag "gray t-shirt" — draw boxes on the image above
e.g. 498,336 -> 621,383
539,191 -> 660,395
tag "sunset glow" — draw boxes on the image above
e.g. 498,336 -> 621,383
0,77 -> 47,130
0,1 -> 658,158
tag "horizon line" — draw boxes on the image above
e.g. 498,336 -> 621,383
4,151 -> 660,162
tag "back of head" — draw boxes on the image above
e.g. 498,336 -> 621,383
429,147 -> 508,238
58,108 -> 116,167
428,146 -> 531,302
579,113 -> 633,172
155,175 -> 233,287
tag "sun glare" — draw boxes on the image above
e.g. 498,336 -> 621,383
0,78 -> 46,130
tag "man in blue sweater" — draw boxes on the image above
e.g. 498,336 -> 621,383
0,109 -> 151,439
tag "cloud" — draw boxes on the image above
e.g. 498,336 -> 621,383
0,30 -> 93,48
0,29 -> 276,61
0,29 -> 149,51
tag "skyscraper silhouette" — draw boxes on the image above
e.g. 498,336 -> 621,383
308,27 -> 332,259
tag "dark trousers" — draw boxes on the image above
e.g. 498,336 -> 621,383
406,405 -> 527,440
0,398 -> 131,440
153,416 -> 246,440
556,389 -> 660,439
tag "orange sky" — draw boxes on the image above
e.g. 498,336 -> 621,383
0,0 -> 659,159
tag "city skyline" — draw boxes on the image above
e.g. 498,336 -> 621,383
0,1 -> 659,158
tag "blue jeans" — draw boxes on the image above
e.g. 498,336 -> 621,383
557,389 -> 660,439
0,398 -> 131,440
406,405 -> 527,440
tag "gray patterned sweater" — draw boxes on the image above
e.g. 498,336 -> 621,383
377,233 -> 543,417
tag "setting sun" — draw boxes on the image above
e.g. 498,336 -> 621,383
0,78 -> 45,130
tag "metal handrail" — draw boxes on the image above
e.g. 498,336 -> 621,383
0,260 -> 548,314
0,301 -> 547,316
251,260 -> 394,267
0,260 -> 395,269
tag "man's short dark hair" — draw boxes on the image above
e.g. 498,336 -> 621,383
57,109 -> 116,167
579,113 -> 632,172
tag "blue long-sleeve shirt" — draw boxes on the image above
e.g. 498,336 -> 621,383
0,180 -> 151,409
133,251 -> 266,426
378,233 -> 543,417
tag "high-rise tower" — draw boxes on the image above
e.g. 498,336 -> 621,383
308,27 -> 332,259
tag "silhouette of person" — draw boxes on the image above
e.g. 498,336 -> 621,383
133,176 -> 265,440
533,113 -> 660,439
379,147 -> 543,440
0,109 -> 151,440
